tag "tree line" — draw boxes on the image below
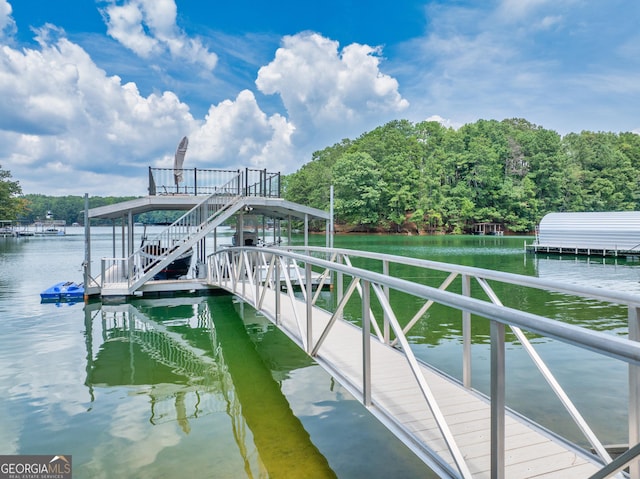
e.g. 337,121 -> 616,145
2,118 -> 640,233
284,118 -> 640,233
0,189 -> 181,226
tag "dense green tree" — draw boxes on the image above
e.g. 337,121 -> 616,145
285,139 -> 352,211
284,118 -> 640,234
0,165 -> 25,220
332,152 -> 385,227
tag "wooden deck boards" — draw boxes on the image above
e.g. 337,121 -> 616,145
231,280 -> 603,478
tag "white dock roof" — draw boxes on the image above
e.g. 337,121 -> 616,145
538,211 -> 640,251
88,195 -> 330,221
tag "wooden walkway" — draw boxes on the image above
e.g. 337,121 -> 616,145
230,280 -> 603,479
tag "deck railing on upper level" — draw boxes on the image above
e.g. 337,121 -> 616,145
148,167 -> 281,198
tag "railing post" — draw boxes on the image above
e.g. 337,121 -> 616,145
275,258 -> 281,325
337,254 -> 344,319
462,274 -> 472,389
630,305 -> 640,479
383,260 -> 390,344
263,168 -> 267,196
255,252 -> 260,309
491,320 -> 505,479
194,167 -> 198,196
362,279 -> 372,407
306,262 -> 313,353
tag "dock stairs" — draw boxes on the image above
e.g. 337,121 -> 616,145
100,191 -> 245,296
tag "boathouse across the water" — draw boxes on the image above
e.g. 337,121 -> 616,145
527,211 -> 640,257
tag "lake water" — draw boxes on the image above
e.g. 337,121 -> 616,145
1,229 -> 638,478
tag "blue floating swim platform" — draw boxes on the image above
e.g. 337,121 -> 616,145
40,281 -> 84,301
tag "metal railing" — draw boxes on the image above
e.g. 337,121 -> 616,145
207,245 -> 640,479
148,167 -> 281,198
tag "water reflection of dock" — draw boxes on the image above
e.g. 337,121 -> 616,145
83,297 -> 335,477
533,256 -> 640,294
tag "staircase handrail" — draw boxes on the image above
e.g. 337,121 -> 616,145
127,195 -> 244,290
106,172 -> 243,290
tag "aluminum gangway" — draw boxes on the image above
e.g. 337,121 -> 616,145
207,245 -> 640,479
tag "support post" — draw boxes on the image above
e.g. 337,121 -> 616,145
275,258 -> 281,324
306,262 -> 313,353
83,194 -> 91,300
127,211 -> 134,256
462,274 -> 472,389
491,320 -> 505,479
362,280 -> 372,406
329,185 -> 334,249
121,215 -> 125,257
630,305 -> 640,479
383,260 -> 390,344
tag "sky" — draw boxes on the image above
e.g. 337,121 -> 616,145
0,0 -> 639,196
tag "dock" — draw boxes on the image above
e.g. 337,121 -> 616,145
83,167 -> 331,299
224,279 -> 602,477
207,245 -> 640,478
82,166 -> 640,477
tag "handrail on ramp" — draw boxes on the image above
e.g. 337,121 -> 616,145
208,245 -> 640,479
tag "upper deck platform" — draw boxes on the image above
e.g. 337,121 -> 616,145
88,166 -> 329,222
88,195 -> 330,222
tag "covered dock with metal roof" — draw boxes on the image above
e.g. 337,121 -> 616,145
81,167 -> 331,299
527,211 -> 640,257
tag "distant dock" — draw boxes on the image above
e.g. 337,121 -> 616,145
526,211 -> 640,259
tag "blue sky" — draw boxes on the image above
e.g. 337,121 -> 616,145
1,0 -> 639,195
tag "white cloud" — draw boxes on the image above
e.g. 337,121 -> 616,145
424,115 -> 460,130
102,1 -> 158,57
190,90 -> 295,171
101,0 -> 217,70
256,32 -> 408,144
0,18 -> 300,194
0,0 -> 15,38
399,1 -> 640,135
0,25 -> 199,194
537,15 -> 562,30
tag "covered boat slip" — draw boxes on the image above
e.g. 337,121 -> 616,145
82,167 -> 331,298
527,211 -> 640,257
